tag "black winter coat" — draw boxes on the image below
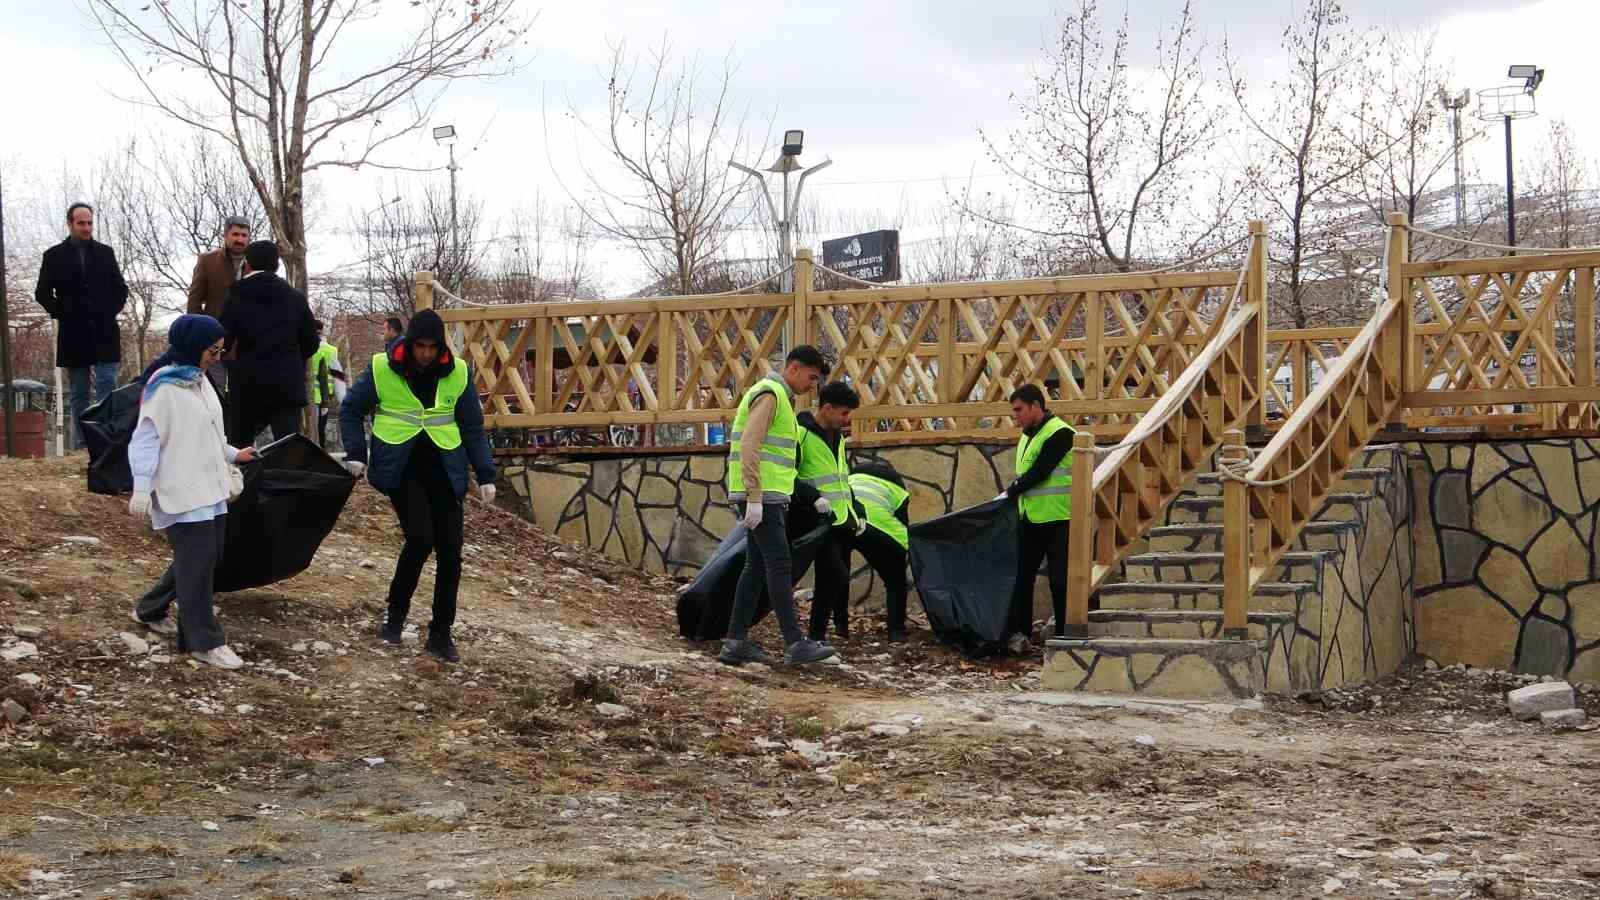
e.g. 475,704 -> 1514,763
220,272 -> 318,410
34,238 -> 130,367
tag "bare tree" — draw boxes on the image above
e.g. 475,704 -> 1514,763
350,182 -> 485,318
559,38 -> 763,295
1520,119 -> 1598,249
486,197 -> 601,304
1226,0 -> 1380,328
85,0 -> 531,291
981,0 -> 1231,273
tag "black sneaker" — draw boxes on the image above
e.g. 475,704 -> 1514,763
377,621 -> 403,645
886,628 -> 907,644
717,639 -> 776,667
784,639 -> 839,665
425,636 -> 460,663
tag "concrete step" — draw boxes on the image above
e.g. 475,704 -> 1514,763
1121,549 -> 1328,584
1095,580 -> 1315,614
1147,519 -> 1360,553
1088,608 -> 1295,640
1189,465 -> 1392,496
1164,491 -> 1373,526
1042,636 -> 1265,697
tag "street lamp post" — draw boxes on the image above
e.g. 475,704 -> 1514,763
1436,88 -> 1470,227
432,125 -> 461,294
1478,65 -> 1543,249
731,129 -> 833,293
363,195 -> 402,314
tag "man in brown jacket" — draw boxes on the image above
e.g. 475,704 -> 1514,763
187,216 -> 252,390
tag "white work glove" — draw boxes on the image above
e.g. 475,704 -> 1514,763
814,496 -> 833,516
478,483 -> 497,504
344,461 -> 366,478
853,517 -> 868,537
741,502 -> 765,530
128,492 -> 151,521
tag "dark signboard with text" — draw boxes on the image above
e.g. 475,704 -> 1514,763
821,229 -> 901,284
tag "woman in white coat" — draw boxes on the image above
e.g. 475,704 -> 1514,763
127,315 -> 257,669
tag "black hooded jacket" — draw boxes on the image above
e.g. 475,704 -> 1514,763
338,310 -> 496,499
219,271 -> 317,409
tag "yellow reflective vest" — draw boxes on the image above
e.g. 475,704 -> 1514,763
848,472 -> 909,550
370,353 -> 468,450
797,424 -> 851,526
726,376 -> 799,499
1015,415 -> 1073,523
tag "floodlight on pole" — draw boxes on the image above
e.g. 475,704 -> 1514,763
433,124 -> 462,293
730,130 -> 833,295
1478,66 -> 1543,249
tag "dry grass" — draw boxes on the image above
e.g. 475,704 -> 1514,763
543,860 -> 604,879
130,884 -> 191,900
0,851 -> 43,891
224,839 -> 285,858
1133,868 -> 1210,893
379,814 -> 463,834
337,865 -> 365,885
86,837 -> 181,858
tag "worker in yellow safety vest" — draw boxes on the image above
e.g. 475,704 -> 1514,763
995,384 -> 1076,655
796,380 -> 862,643
338,309 -> 497,664
718,344 -> 839,669
846,461 -> 912,643
307,319 -> 342,447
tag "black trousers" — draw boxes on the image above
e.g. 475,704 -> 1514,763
136,516 -> 229,653
727,500 -> 804,645
852,527 -> 909,632
807,528 -> 853,640
1009,519 -> 1069,639
229,397 -> 301,447
385,459 -> 464,638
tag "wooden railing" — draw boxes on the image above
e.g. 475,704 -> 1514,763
1061,222 -> 1269,635
424,244 -> 1256,446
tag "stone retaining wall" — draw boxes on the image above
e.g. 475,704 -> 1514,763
1411,437 -> 1600,681
501,435 -> 1600,682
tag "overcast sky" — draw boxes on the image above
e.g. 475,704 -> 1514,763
1,0 -> 1593,293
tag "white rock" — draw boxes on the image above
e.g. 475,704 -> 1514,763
117,632 -> 150,655
1538,707 -> 1587,728
866,723 -> 911,738
291,641 -> 308,653
362,756 -> 386,767
594,702 -> 630,719
63,535 -> 101,546
414,801 -> 467,822
235,704 -> 255,715
410,702 -> 428,713
1336,848 -> 1376,859
426,878 -> 458,891
1506,682 -> 1575,720
200,820 -> 220,832
358,558 -> 377,569
14,673 -> 42,688
311,640 -> 334,653
1133,734 -> 1158,749
848,867 -> 881,878
12,625 -> 43,639
0,642 -> 38,662
1322,877 -> 1344,894
3,698 -> 28,725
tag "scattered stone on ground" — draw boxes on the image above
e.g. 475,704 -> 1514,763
1506,681 -> 1575,719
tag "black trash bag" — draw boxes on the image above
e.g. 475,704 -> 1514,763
908,498 -> 1018,658
81,381 -> 145,495
676,488 -> 830,642
213,434 -> 358,593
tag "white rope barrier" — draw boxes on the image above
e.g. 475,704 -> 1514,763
1404,224 -> 1600,256
426,265 -> 798,309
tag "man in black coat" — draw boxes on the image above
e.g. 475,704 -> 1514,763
219,241 -> 317,446
34,203 -> 129,448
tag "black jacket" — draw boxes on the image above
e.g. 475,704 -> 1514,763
220,272 -> 317,409
1005,413 -> 1074,498
339,313 -> 496,500
34,238 -> 130,367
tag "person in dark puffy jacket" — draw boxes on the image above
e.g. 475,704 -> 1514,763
339,309 -> 495,663
219,241 -> 317,445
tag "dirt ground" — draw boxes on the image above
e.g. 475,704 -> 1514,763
3,453 -> 1600,900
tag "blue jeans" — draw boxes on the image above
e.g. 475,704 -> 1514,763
68,362 -> 119,449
